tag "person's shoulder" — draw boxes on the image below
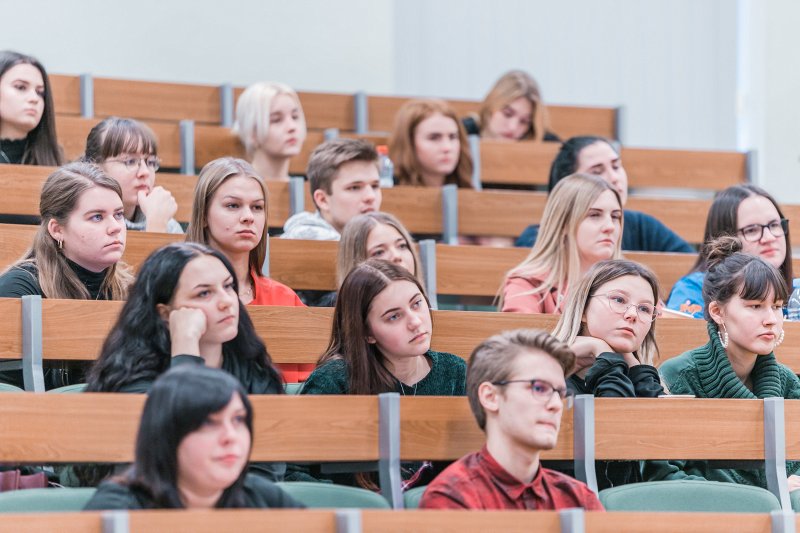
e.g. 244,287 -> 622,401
242,474 -> 303,508
252,276 -> 305,306
429,351 -> 467,370
300,359 -> 348,395
659,349 -> 700,392
0,262 -> 42,297
777,363 -> 800,397
281,212 -> 339,241
540,467 -> 603,508
83,480 -> 144,510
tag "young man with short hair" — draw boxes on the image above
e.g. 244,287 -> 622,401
420,329 -> 603,510
281,138 -> 382,240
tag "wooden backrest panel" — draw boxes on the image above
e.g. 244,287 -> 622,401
780,401 -> 800,459
269,238 -> 338,291
94,78 -> 221,124
0,393 -> 378,463
399,397 -> 572,461
232,87 -> 355,132
622,147 -> 747,190
381,186 -> 443,234
585,512 -> 771,533
49,74 -> 82,116
362,510 -> 561,532
0,513 -> 102,533
594,398 -> 764,460
130,510 -> 337,533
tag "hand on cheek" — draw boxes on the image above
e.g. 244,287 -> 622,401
169,307 -> 207,357
571,336 -> 613,375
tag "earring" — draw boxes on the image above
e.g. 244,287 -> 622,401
775,329 -> 785,348
57,238 -> 63,250
717,323 -> 729,349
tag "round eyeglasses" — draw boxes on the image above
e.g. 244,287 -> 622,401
106,155 -> 161,172
592,291 -> 659,323
491,378 -> 574,409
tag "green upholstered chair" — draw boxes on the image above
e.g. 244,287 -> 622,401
0,383 -> 23,392
276,481 -> 390,509
47,383 -> 87,393
0,488 -> 96,513
403,485 -> 427,509
600,480 -> 781,512
284,382 -> 303,395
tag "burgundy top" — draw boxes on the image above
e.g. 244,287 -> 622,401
419,446 -> 603,511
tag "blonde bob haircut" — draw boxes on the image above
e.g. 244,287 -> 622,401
389,98 -> 473,188
497,173 -> 622,310
337,212 -> 424,289
186,157 -> 268,276
479,70 -> 551,142
552,259 -> 661,366
6,162 -> 132,299
232,81 -> 307,157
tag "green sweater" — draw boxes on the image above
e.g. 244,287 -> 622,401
300,350 -> 466,396
645,322 -> 800,487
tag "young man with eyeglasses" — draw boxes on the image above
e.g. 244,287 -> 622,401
419,329 -> 603,510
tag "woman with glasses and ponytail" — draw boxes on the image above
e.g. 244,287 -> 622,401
552,259 -> 664,489
646,236 -> 800,490
667,185 -> 791,318
83,117 -> 182,234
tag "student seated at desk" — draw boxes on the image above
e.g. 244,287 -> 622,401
85,365 -> 302,510
0,50 -> 62,166
462,70 -> 560,142
420,329 -> 602,510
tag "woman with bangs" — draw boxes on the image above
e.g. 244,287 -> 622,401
462,70 -> 559,142
232,82 -> 307,182
498,174 -> 623,314
647,236 -> 800,490
389,99 -> 473,189
667,184 -> 792,318
83,117 -> 182,234
553,259 -> 664,489
85,365 -> 301,510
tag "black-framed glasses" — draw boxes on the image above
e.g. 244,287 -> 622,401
737,219 -> 789,243
592,291 -> 659,323
491,378 -> 574,408
107,155 -> 161,172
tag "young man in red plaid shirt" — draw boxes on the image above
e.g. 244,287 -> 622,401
420,329 -> 603,510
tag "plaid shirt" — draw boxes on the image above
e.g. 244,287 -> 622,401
419,446 -> 603,511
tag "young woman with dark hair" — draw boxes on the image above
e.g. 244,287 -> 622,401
85,365 -> 301,510
667,184 -> 792,317
648,236 -> 800,490
0,50 -> 62,166
83,116 -> 181,233
86,242 -> 281,395
298,259 -> 465,489
516,136 -> 691,253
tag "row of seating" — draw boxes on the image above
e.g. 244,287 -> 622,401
48,73 -> 619,138
52,113 -> 749,191
3,224 -> 799,302
2,297 -> 800,392
2,508 -> 790,533
6,164 -> 795,246
0,392 -> 798,509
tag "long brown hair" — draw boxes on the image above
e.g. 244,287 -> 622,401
8,162 -> 131,299
0,51 -> 63,166
478,70 -> 551,141
389,99 -> 473,188
186,157 -> 268,278
319,259 -> 432,396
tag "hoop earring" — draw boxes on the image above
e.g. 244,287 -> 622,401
775,329 -> 785,348
717,323 -> 729,349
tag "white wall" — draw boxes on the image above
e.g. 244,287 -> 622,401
3,0 -> 797,199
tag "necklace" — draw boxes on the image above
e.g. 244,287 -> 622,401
398,380 -> 418,396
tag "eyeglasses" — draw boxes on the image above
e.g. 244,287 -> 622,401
491,378 -> 574,408
592,291 -> 659,323
737,219 -> 789,243
106,155 -> 160,172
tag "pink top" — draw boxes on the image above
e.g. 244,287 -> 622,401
501,276 -> 565,314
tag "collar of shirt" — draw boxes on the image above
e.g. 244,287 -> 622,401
478,445 -> 544,502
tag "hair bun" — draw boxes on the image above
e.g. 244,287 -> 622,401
703,235 -> 742,271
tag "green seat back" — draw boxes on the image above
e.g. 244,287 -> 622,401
0,488 -> 96,513
47,383 -> 87,394
403,485 -> 427,509
0,383 -> 24,393
789,489 -> 800,511
599,480 -> 781,513
276,481 -> 390,509
284,382 -> 303,395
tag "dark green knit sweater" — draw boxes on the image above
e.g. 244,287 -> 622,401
645,322 -> 800,486
300,350 -> 466,396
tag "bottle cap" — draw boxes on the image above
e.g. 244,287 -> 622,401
376,145 -> 389,156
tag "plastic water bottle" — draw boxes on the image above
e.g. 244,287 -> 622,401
376,145 -> 394,188
787,279 -> 800,321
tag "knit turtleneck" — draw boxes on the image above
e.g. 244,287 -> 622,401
0,138 -> 26,164
693,322 -> 784,399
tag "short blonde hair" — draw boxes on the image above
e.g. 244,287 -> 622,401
478,70 -> 551,142
497,174 -> 622,310
186,157 -> 268,275
389,99 -> 473,188
337,212 -> 423,288
232,82 -> 307,156
552,259 -> 660,366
